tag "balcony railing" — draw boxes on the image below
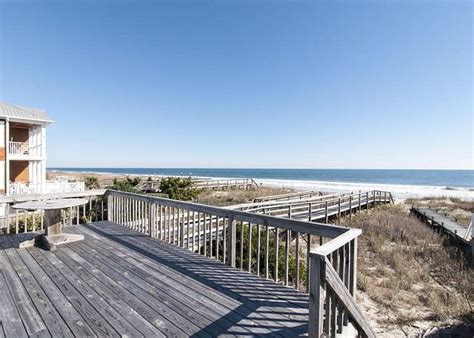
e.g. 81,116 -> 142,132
8,141 -> 42,157
8,180 -> 85,196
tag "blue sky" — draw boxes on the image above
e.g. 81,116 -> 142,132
0,0 -> 472,169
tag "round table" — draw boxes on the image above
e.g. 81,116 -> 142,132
13,198 -> 88,251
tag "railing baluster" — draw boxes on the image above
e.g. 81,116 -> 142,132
214,216 -> 219,260
248,222 -> 252,272
227,215 -> 236,267
191,211 -> 196,251
223,216 -> 227,263
16,209 -> 19,234
285,229 -> 290,286
337,246 -> 344,333
265,225 -> 269,278
215,216 -> 220,260
324,287 -> 331,335
306,233 -> 311,290
187,209 -> 191,250
343,243 -> 350,325
295,231 -> 300,289
239,222 -> 244,269
209,214 -> 213,257
256,224 -> 261,275
203,213 -> 207,256
167,206 -> 172,243
274,227 -> 279,282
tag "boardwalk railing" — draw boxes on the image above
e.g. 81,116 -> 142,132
233,190 -> 393,223
194,178 -> 258,190
253,190 -> 322,203
106,189 -> 375,337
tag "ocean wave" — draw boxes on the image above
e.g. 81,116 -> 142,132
256,178 -> 474,200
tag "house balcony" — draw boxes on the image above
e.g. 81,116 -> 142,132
8,180 -> 85,196
8,141 -> 43,160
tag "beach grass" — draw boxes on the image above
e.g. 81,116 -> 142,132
339,204 -> 473,334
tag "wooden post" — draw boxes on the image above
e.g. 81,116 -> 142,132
349,238 -> 358,299
366,192 -> 369,213
148,203 -> 154,237
358,191 -> 361,211
227,215 -> 236,267
349,196 -> 352,224
107,194 -> 113,222
338,198 -> 341,219
325,201 -> 328,223
308,253 -> 326,338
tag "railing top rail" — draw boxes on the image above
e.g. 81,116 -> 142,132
313,228 -> 361,257
253,190 -> 319,202
231,192 -> 343,210
106,189 -> 350,238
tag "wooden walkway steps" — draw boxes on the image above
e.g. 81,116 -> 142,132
0,221 -> 309,337
411,206 -> 471,246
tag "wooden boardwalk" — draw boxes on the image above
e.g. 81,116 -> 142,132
0,221 -> 309,337
232,191 -> 393,223
411,206 -> 471,245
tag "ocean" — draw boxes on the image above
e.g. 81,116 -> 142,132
49,168 -> 473,189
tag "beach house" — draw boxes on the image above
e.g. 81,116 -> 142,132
0,101 -> 84,196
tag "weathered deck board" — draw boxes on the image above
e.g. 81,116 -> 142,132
74,223 -> 308,335
0,221 -> 309,337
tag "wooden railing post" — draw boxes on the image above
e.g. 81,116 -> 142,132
366,192 -> 369,213
227,214 -> 236,267
349,196 -> 352,224
308,253 -> 326,338
148,202 -> 154,237
338,198 -> 341,219
325,201 -> 328,223
349,238 -> 358,299
107,194 -> 113,222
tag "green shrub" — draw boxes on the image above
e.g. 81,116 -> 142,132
159,177 -> 199,201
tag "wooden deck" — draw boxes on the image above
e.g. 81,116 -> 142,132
0,221 -> 309,337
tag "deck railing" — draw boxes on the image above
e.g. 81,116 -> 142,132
8,180 -> 86,196
106,189 -> 375,337
0,188 -> 377,336
8,141 -> 42,157
0,190 -> 106,234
